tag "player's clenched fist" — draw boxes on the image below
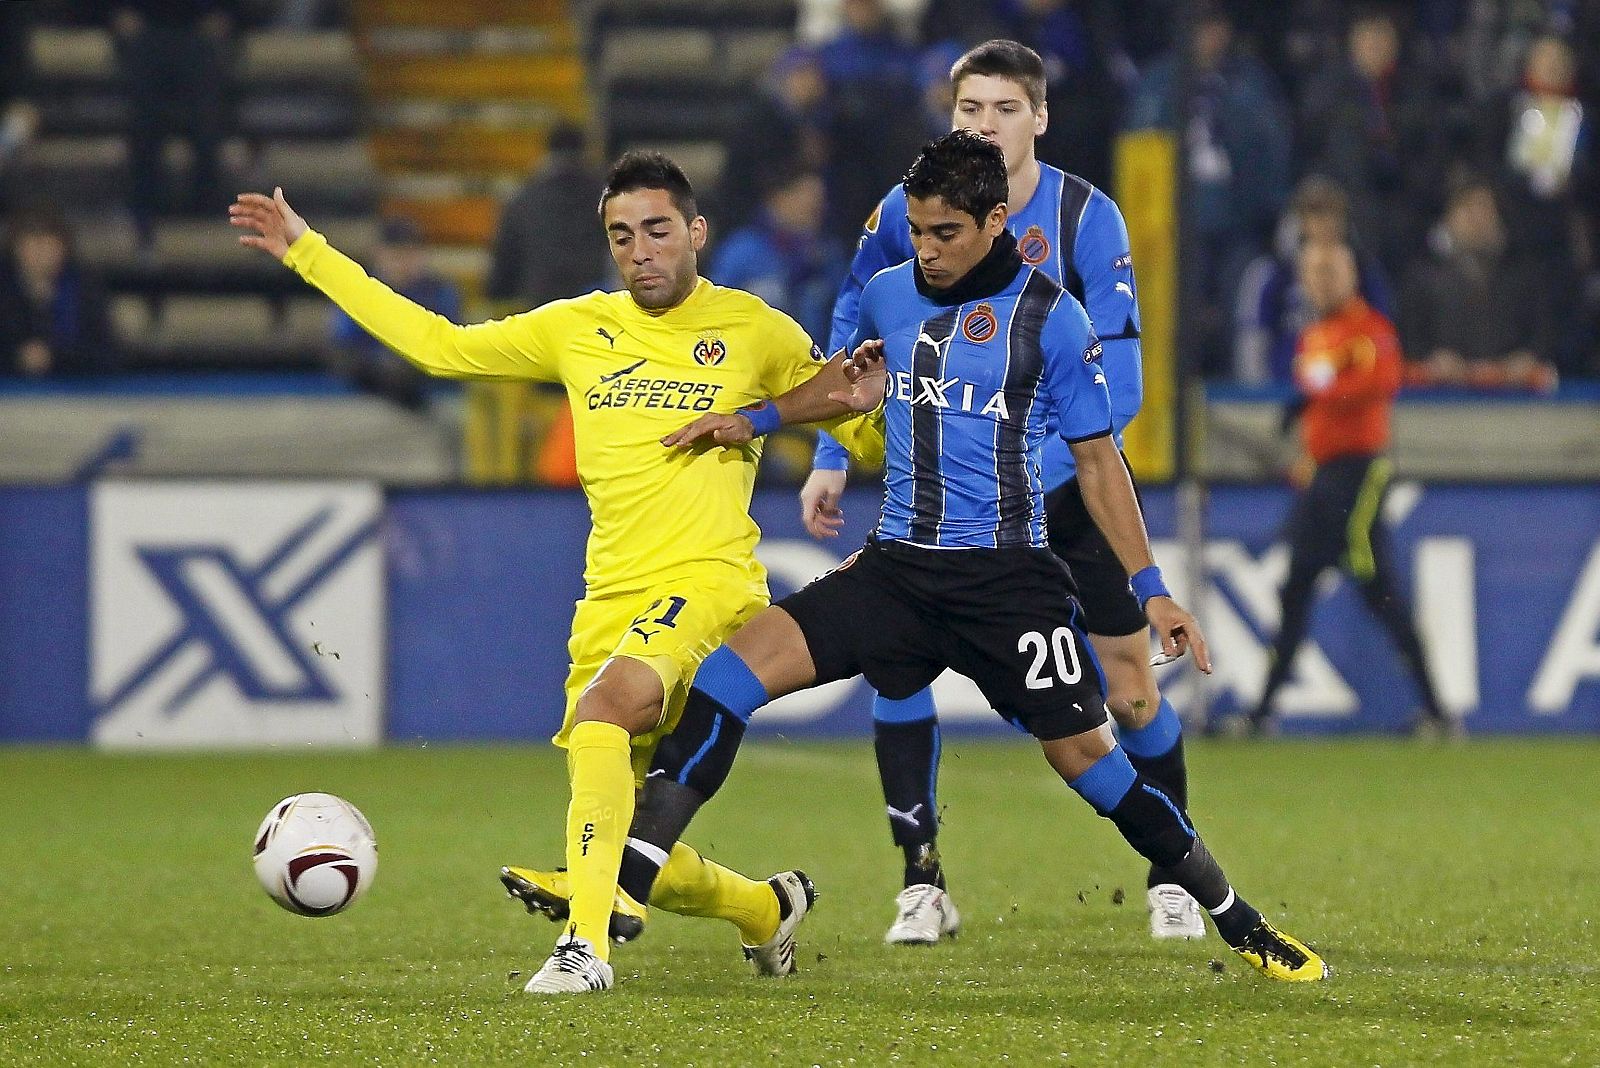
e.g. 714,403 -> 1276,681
229,187 -> 308,260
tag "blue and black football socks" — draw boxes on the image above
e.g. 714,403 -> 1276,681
872,690 -> 946,889
623,646 -> 768,903
1119,698 -> 1191,887
1069,745 -> 1260,945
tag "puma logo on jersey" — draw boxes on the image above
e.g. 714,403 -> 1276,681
596,326 -> 626,348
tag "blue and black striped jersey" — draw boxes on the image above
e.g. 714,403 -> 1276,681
854,254 -> 1113,550
818,162 -> 1142,488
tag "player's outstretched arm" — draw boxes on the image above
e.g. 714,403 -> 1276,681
662,341 -> 886,448
229,189 -> 552,382
1070,434 -> 1212,673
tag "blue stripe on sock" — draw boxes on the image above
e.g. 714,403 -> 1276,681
676,713 -> 721,785
1069,746 -> 1138,814
1120,697 -> 1183,758
928,714 -> 941,811
693,646 -> 768,724
1141,783 -> 1194,837
872,688 -> 936,724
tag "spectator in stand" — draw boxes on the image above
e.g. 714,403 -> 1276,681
326,217 -> 461,411
1234,174 -> 1395,384
1126,1 -> 1292,376
111,0 -> 241,246
488,122 -> 611,308
707,169 -> 848,347
1478,33 -> 1593,374
815,0 -> 927,244
1250,240 -> 1454,738
1297,6 -> 1455,273
0,208 -> 113,377
715,47 -> 832,234
1400,176 -> 1558,391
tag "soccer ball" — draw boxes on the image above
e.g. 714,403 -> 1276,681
252,792 -> 378,917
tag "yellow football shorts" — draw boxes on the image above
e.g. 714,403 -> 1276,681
552,564 -> 768,785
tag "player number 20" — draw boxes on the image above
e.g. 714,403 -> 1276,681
1019,627 -> 1083,689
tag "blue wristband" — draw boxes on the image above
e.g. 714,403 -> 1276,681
1129,566 -> 1170,610
738,402 -> 782,437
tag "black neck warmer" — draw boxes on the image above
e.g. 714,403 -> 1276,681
912,229 -> 1024,306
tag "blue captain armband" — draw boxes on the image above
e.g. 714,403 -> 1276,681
737,401 -> 782,437
1129,566 -> 1170,611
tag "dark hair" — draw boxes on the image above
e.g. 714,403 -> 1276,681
1445,172 -> 1497,211
949,39 -> 1046,111
902,129 -> 1008,223
1291,174 -> 1349,219
4,205 -> 75,258
1348,3 -> 1397,31
547,120 -> 586,157
378,215 -> 425,247
598,150 -> 698,222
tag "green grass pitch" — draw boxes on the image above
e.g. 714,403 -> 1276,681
2,738 -> 1596,1065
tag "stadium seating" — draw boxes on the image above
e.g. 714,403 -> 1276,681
589,1 -> 799,188
10,12 -> 372,371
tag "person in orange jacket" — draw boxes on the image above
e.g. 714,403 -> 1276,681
1249,241 -> 1456,737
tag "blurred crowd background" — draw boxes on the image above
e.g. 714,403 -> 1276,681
1,0 -> 1597,482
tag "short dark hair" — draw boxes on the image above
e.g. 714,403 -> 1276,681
598,151 -> 698,222
902,129 -> 1009,223
1446,172 -> 1497,210
4,205 -> 74,258
950,39 -> 1047,110
1291,174 -> 1349,220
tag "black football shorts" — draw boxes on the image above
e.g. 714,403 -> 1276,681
778,538 -> 1109,741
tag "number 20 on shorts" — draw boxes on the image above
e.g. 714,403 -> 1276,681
1019,627 -> 1083,689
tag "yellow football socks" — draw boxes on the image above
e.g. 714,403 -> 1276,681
651,841 -> 781,946
564,720 -> 634,960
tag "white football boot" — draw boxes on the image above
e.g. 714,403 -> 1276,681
1147,883 -> 1206,940
744,870 -> 816,977
523,933 -> 614,995
884,884 -> 961,945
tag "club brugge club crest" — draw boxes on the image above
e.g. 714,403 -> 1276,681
962,302 -> 998,343
1019,224 -> 1051,266
693,336 -> 727,366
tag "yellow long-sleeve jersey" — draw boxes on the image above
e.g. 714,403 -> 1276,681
283,230 -> 883,596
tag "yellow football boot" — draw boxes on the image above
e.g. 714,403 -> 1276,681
1231,919 -> 1330,982
499,866 -> 648,944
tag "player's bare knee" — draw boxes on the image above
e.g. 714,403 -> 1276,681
723,607 -> 816,697
1093,633 -> 1161,729
1040,721 -> 1117,782
576,660 -> 665,736
1107,682 -> 1162,729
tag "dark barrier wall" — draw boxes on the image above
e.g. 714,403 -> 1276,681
2,480 -> 1597,746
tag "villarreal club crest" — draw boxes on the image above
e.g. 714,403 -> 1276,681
693,336 -> 727,367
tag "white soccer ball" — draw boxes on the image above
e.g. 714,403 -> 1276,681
252,792 -> 378,917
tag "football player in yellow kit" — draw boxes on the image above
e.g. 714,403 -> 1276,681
230,152 -> 882,995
